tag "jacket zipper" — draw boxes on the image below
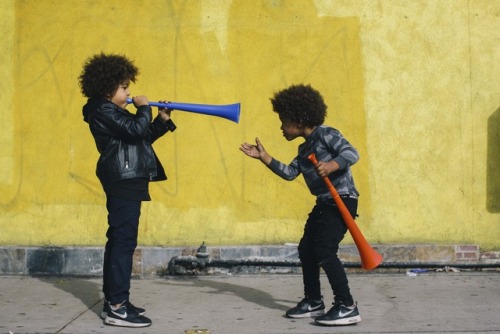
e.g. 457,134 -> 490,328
124,144 -> 129,169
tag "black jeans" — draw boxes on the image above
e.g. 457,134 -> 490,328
103,196 -> 141,305
298,198 -> 357,306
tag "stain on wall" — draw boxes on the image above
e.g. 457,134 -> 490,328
487,108 -> 500,213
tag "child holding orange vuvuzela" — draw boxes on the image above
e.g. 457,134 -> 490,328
240,84 -> 362,326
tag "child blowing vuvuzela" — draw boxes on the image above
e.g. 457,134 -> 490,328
78,53 -> 176,328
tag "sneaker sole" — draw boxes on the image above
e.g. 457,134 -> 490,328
104,316 -> 151,328
286,309 -> 325,319
315,315 -> 361,326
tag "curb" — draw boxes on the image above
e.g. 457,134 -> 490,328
1,244 -> 499,276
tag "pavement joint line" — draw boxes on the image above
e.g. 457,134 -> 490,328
55,298 -> 102,333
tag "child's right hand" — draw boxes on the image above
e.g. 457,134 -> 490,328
131,95 -> 149,107
240,137 -> 272,165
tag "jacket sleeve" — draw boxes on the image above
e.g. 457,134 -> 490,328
314,127 -> 359,171
266,157 -> 301,181
149,117 -> 176,143
323,128 -> 359,170
93,103 -> 152,142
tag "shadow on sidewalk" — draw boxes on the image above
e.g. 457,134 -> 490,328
157,277 -> 293,312
38,277 -> 102,317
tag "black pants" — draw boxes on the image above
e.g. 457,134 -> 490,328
103,196 -> 141,305
298,198 -> 357,306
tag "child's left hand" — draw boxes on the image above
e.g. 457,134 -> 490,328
157,100 -> 172,123
315,160 -> 340,177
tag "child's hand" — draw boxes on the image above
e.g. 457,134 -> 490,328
157,100 -> 172,123
131,95 -> 149,107
240,137 -> 266,158
240,138 -> 272,165
315,160 -> 340,177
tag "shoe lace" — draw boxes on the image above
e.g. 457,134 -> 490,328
124,301 -> 135,308
119,302 -> 140,316
328,301 -> 355,314
325,302 -> 343,314
297,298 -> 309,307
298,297 -> 323,308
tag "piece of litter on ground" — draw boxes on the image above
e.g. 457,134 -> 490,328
406,268 -> 432,276
436,266 -> 460,272
407,266 -> 461,276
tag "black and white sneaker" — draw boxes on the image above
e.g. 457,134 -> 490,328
315,301 -> 361,326
101,300 -> 146,319
286,297 -> 325,318
104,301 -> 152,328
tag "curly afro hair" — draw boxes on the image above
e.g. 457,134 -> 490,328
270,84 -> 327,127
78,52 -> 139,99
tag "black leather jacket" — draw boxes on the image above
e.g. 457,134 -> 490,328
82,98 -> 176,186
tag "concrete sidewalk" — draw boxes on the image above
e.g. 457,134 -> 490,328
1,272 -> 499,334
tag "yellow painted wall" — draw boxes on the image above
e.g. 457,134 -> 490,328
0,0 -> 498,250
